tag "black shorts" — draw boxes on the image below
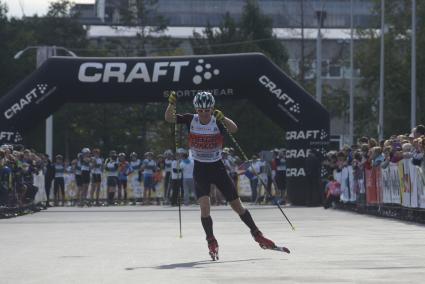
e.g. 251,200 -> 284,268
81,171 -> 90,184
92,173 -> 101,183
75,175 -> 83,187
193,160 -> 239,202
107,176 -> 118,187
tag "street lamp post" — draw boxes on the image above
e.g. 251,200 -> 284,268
315,9 -> 326,104
14,46 -> 76,157
411,0 -> 416,130
349,0 -> 354,146
378,0 -> 385,141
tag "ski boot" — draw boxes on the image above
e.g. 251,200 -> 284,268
252,230 -> 290,253
207,236 -> 219,261
252,230 -> 276,249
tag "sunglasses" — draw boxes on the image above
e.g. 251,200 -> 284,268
196,109 -> 212,113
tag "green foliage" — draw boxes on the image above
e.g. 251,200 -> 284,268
117,0 -> 170,56
52,103 -> 173,159
218,100 -> 286,156
355,0 -> 423,138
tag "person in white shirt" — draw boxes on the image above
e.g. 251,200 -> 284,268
180,150 -> 194,206
170,149 -> 183,206
89,148 -> 103,206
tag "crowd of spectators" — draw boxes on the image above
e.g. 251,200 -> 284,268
0,144 -> 44,210
322,124 -> 425,208
6,123 -> 424,216
0,144 -> 288,216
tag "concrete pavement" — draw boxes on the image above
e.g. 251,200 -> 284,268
1,205 -> 425,283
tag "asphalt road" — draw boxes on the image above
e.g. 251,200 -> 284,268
1,205 -> 424,283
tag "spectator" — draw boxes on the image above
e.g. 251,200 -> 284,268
273,149 -> 287,204
163,150 -> 174,205
142,152 -> 156,205
129,152 -> 142,205
323,176 -> 341,209
105,150 -> 119,205
247,155 -> 261,204
118,153 -> 131,205
170,149 -> 183,206
79,148 -> 91,206
180,150 -> 194,206
153,166 -> 163,205
414,124 -> 425,138
90,148 -> 103,206
43,154 -> 54,207
53,155 -> 66,206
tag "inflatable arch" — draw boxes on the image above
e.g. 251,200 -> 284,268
0,53 -> 329,205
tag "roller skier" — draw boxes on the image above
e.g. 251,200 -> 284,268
165,91 -> 289,260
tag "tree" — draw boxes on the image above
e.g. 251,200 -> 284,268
115,0 -> 169,56
355,0 -> 423,138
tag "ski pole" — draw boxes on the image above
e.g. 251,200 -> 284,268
171,91 -> 183,238
218,119 -> 295,231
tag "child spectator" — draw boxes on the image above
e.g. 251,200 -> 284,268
323,176 -> 341,209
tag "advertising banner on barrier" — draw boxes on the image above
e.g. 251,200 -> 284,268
333,166 -> 355,203
381,166 -> 391,204
350,158 -> 425,209
402,160 -> 413,207
381,164 -> 401,204
398,161 -> 406,206
408,162 -> 419,208
390,164 -> 401,204
365,167 -> 378,204
415,166 -> 425,208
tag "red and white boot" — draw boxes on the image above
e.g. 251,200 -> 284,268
207,236 -> 219,261
252,230 -> 276,250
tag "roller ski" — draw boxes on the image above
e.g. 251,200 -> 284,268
207,236 -> 219,261
252,230 -> 290,254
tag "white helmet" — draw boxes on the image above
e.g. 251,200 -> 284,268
82,147 -> 90,154
193,91 -> 215,109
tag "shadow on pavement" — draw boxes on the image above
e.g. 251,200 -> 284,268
125,258 -> 270,270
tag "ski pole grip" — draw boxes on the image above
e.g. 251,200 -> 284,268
168,91 -> 177,105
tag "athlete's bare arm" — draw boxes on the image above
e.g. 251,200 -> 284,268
164,103 -> 176,123
221,117 -> 238,134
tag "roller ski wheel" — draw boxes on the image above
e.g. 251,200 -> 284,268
271,245 -> 290,254
207,236 -> 219,261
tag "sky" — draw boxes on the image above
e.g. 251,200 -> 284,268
3,0 -> 94,18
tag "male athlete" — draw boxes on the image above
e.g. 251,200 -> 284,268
165,91 -> 285,260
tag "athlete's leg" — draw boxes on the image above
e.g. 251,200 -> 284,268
229,198 -> 245,215
199,195 -> 211,217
